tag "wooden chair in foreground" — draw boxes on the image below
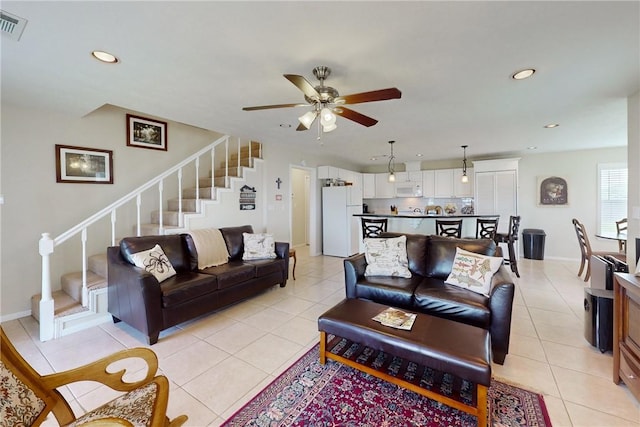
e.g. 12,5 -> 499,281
435,219 -> 463,238
572,218 -> 625,282
0,326 -> 187,427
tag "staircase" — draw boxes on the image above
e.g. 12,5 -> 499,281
35,138 -> 262,341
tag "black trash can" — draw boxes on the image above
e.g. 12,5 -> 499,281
523,228 -> 546,260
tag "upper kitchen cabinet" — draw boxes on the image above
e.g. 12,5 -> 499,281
434,169 -> 455,197
453,167 -> 474,197
317,166 -> 340,180
363,173 -> 376,199
374,173 -> 395,198
422,170 -> 435,198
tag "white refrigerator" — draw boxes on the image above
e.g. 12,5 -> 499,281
322,186 -> 363,257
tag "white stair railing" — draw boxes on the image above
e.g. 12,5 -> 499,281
37,135 -> 260,341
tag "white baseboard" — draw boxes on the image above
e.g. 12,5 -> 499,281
0,310 -> 31,323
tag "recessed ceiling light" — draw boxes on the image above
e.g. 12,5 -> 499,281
527,146 -> 538,150
511,68 -> 535,80
415,153 -> 423,157
544,123 -> 559,128
91,50 -> 118,63
279,123 -> 291,128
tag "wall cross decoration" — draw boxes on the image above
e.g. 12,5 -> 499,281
276,178 -> 282,189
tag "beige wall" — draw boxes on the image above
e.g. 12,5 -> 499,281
626,91 -> 639,272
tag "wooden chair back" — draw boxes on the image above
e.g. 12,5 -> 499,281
361,218 -> 388,238
476,218 -> 499,239
616,218 -> 628,252
435,219 -> 463,238
0,326 -> 187,426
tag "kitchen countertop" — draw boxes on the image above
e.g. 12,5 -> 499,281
355,213 -> 499,219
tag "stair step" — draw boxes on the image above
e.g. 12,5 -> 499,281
183,187 -> 217,199
150,210 -> 182,226
61,271 -> 107,302
228,142 -> 261,159
139,224 -> 182,235
31,290 -> 87,321
213,166 -> 243,178
219,156 -> 253,169
88,254 -> 108,279
168,198 -> 198,212
199,177 -> 228,188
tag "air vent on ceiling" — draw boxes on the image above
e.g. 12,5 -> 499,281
1,10 -> 27,41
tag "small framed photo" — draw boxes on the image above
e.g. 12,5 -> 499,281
126,114 -> 167,151
56,145 -> 113,184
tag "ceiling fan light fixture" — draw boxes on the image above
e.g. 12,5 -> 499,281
322,123 -> 337,132
320,108 -> 336,126
298,111 -> 317,129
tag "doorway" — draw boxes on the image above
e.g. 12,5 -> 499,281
290,165 -> 319,256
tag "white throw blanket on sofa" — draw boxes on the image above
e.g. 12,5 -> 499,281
188,228 -> 230,269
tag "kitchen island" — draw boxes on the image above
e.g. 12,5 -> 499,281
354,213 -> 500,237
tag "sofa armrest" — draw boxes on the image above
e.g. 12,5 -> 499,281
344,253 -> 367,299
275,241 -> 290,282
107,247 -> 163,342
488,265 -> 515,364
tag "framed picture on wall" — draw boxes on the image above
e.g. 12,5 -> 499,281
126,114 -> 168,151
55,145 -> 113,184
538,176 -> 568,206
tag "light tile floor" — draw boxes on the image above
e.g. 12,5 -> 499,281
3,247 -> 640,426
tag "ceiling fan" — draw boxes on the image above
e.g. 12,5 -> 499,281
242,66 -> 402,133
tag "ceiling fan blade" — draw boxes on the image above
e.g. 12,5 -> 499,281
242,103 -> 308,111
284,74 -> 320,100
334,88 -> 402,105
296,123 -> 309,131
334,107 -> 378,127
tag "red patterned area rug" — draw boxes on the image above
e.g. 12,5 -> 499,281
222,342 -> 552,427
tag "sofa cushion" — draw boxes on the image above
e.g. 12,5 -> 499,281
446,248 -> 503,296
120,235 -> 196,272
200,261 -> 255,289
159,272 -> 218,308
414,277 -> 491,328
426,236 -> 497,280
353,276 -> 423,309
363,236 -> 411,278
244,258 -> 285,276
379,232 -> 430,276
242,233 -> 277,260
129,244 -> 177,283
219,225 -> 254,261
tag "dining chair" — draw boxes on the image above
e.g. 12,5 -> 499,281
361,217 -> 388,238
435,219 -> 463,238
494,215 -> 521,278
616,218 -> 628,253
572,218 -> 626,282
475,218 -> 499,240
0,326 -> 188,427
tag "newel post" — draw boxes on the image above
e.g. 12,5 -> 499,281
38,233 -> 55,341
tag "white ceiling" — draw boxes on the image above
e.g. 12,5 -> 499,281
2,1 -> 638,168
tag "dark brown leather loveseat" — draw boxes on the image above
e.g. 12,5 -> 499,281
343,233 -> 515,364
107,225 -> 289,344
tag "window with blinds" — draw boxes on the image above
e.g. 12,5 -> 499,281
597,163 -> 627,234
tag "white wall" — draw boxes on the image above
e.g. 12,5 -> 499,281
627,91 -> 639,271
518,147 -> 627,260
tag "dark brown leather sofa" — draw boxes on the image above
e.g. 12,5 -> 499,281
107,225 -> 289,344
343,233 -> 515,364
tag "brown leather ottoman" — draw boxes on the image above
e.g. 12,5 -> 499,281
318,298 -> 491,427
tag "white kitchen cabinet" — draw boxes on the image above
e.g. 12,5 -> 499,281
474,169 -> 517,234
434,169 -> 455,197
375,173 -> 395,198
347,172 -> 363,205
422,170 -> 435,198
363,173 -> 376,199
453,167 -> 474,197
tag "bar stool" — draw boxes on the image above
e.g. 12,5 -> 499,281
289,248 -> 297,280
494,215 -> 520,278
475,218 -> 499,240
435,219 -> 463,238
361,218 -> 388,238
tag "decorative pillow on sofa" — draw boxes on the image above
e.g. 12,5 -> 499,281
445,247 -> 503,296
129,244 -> 177,283
242,233 -> 277,260
364,235 -> 412,278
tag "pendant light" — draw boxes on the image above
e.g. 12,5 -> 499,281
461,145 -> 469,183
388,140 -> 396,182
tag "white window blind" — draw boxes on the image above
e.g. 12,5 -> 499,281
597,163 -> 627,234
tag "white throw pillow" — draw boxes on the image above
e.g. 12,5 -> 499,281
445,247 -> 503,296
242,233 -> 277,260
129,244 -> 177,283
364,235 -> 412,278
